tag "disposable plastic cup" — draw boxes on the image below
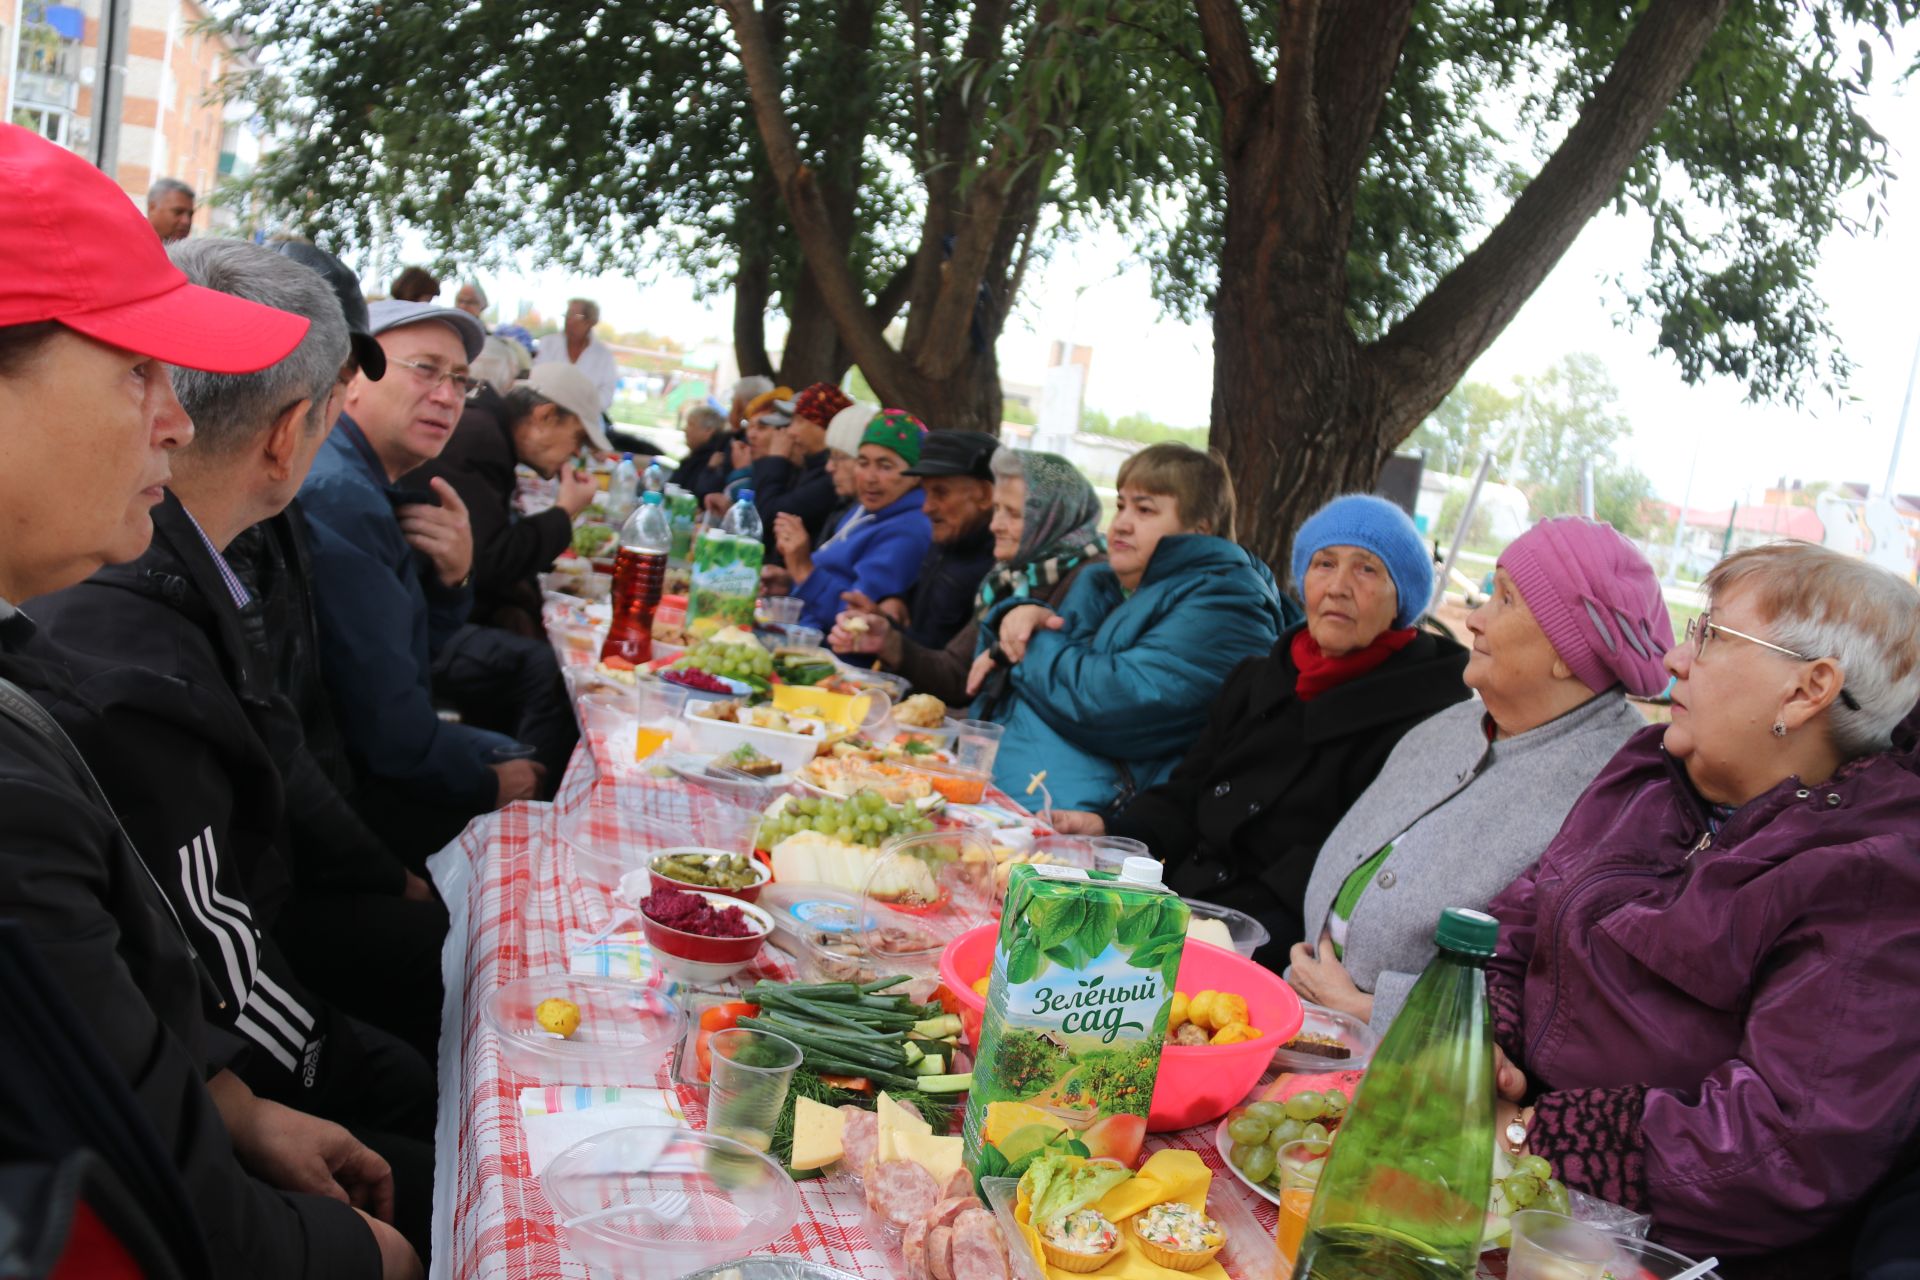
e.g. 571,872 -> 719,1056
1508,1210 -> 1617,1280
1090,836 -> 1149,873
758,596 -> 806,626
1275,1138 -> 1330,1276
633,681 -> 690,762
705,1028 -> 802,1156
953,718 -> 1007,775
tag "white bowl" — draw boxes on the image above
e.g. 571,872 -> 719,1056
682,710 -> 824,775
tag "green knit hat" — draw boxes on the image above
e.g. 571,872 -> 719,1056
860,409 -> 928,466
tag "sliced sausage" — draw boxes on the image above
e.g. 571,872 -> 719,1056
839,1106 -> 877,1174
903,1217 -> 931,1280
929,1195 -> 983,1229
928,1224 -> 954,1280
950,1208 -> 1010,1280
940,1167 -> 976,1200
866,1158 -> 940,1228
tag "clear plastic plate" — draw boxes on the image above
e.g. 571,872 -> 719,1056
543,1126 -> 801,1279
482,977 -> 683,1086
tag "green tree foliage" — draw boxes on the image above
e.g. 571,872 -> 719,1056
1413,354 -> 1656,537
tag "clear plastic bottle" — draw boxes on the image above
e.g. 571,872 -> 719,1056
722,489 -> 763,542
600,491 -> 672,665
1294,908 -> 1499,1280
642,460 -> 667,495
606,453 -> 640,527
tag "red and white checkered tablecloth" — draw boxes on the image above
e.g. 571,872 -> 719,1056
426,620 -> 1290,1278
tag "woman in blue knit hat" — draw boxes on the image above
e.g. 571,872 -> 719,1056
1054,492 -> 1471,969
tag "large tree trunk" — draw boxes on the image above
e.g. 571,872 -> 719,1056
732,247 -> 774,379
1204,0 -> 1731,578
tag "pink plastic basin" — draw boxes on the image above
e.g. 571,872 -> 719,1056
938,923 -> 1302,1132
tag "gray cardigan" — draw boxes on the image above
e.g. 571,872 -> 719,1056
1298,692 -> 1645,1033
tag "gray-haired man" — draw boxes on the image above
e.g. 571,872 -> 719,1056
146,176 -> 194,242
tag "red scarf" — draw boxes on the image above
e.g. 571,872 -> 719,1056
1291,626 -> 1418,701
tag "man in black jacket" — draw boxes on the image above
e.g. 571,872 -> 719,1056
21,240 -> 437,1259
890,430 -> 999,649
756,381 -> 849,558
405,361 -> 603,636
670,403 -> 730,501
0,122 -> 411,1277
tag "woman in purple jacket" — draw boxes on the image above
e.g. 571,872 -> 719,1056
773,409 -> 934,633
1488,541 -> 1920,1278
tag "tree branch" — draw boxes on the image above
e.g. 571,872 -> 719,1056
1367,0 -> 1733,446
722,0 -> 915,401
1313,0 -> 1414,210
1194,0 -> 1261,115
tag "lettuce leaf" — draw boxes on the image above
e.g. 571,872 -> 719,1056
1020,1150 -> 1132,1227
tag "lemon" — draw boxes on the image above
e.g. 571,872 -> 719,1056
536,997 -> 581,1038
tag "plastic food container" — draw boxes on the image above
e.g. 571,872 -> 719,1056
1182,897 -> 1271,961
1599,1236 -> 1722,1280
543,1126 -> 800,1279
755,882 -> 875,958
939,923 -> 1304,1131
1269,1002 -> 1379,1075
981,1175 -> 1274,1280
683,709 -> 827,776
900,758 -> 991,804
482,977 -> 682,1086
637,888 -> 775,984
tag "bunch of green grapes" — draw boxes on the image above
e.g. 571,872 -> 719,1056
755,789 -> 938,849
1494,1153 -> 1572,1216
1223,1090 -> 1347,1187
672,640 -> 774,682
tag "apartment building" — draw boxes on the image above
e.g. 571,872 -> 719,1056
3,0 -> 257,232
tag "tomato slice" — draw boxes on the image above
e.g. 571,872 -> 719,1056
820,1074 -> 871,1092
697,1001 -> 760,1033
694,1029 -> 713,1081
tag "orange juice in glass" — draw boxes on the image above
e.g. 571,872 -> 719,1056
632,681 -> 689,762
1275,1138 -> 1330,1277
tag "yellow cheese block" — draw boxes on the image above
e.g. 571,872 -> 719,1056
893,1130 -> 964,1189
875,1090 -> 933,1161
789,1096 -> 845,1172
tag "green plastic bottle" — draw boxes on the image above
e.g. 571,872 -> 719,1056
1294,907 -> 1499,1280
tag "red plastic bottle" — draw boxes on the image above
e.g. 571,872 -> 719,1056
600,492 -> 672,666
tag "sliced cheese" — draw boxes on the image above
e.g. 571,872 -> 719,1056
893,1130 -> 965,1189
875,1090 -> 933,1161
789,1096 -> 845,1171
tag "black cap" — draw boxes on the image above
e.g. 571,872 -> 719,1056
270,241 -> 386,380
903,429 -> 999,479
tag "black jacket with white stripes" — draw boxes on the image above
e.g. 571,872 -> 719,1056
23,492 -> 329,1082
0,602 -> 379,1277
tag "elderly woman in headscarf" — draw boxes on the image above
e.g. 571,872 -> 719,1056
1285,517 -> 1669,1022
1485,541 -> 1920,1276
1053,494 -> 1468,963
829,447 -> 1106,705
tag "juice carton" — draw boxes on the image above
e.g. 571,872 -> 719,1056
687,530 -> 762,637
963,861 -> 1188,1176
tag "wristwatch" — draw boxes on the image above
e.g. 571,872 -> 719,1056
1504,1105 -> 1535,1153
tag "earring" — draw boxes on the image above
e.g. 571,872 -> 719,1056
1771,721 -> 1787,738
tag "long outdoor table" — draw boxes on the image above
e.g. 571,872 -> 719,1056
425,698 -> 1292,1278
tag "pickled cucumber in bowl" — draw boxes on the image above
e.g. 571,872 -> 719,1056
652,851 -> 761,889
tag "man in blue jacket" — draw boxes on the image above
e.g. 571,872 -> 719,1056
298,300 -> 538,860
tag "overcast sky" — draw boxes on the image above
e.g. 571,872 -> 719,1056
465,28 -> 1920,513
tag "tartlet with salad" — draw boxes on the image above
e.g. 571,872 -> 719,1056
1039,1208 -> 1121,1273
1130,1201 -> 1224,1272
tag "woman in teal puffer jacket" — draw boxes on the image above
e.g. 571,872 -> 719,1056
968,444 -> 1297,815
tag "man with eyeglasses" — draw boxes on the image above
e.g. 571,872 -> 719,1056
298,300 -> 543,859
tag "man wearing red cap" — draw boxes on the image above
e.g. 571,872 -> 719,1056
0,124 -> 416,1278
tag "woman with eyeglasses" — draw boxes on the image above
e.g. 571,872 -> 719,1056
1484,541 -> 1920,1276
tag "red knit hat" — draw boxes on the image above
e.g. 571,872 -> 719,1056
0,125 -> 307,373
793,381 -> 853,428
